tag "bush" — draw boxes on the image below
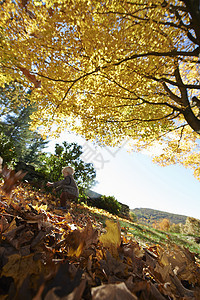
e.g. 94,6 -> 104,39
181,217 -> 200,235
130,211 -> 138,222
88,195 -> 121,215
153,218 -> 170,231
170,223 -> 181,233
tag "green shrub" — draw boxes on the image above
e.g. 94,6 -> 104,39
170,223 -> 181,233
88,195 -> 121,215
130,211 -> 138,222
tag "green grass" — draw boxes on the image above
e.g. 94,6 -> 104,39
83,204 -> 200,256
119,219 -> 200,255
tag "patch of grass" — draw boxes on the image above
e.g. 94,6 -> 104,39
77,203 -> 200,256
119,219 -> 200,255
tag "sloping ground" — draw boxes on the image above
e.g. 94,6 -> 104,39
0,182 -> 200,299
118,220 -> 200,256
84,205 -> 200,256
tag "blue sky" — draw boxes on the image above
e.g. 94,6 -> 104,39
46,132 -> 200,220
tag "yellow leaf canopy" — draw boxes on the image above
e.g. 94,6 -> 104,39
1,0 -> 200,177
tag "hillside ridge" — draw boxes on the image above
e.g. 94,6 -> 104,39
131,207 -> 188,225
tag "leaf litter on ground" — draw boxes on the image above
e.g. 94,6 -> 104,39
0,170 -> 200,299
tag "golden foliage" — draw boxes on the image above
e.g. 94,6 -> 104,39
1,0 -> 200,176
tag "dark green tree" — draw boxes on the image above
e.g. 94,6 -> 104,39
37,142 -> 96,192
0,83 -> 48,165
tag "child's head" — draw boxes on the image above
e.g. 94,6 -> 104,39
62,166 -> 75,177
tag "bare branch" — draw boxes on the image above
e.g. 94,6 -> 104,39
174,66 -> 188,102
177,125 -> 185,150
161,81 -> 183,105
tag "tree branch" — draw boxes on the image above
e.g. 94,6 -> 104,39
104,111 -> 178,123
177,125 -> 185,150
81,85 -> 181,112
174,66 -> 188,102
144,123 -> 188,147
36,67 -> 100,83
113,48 -> 200,67
161,81 -> 183,106
146,75 -> 200,90
99,9 -> 192,31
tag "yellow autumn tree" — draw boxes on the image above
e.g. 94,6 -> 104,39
0,0 -> 200,177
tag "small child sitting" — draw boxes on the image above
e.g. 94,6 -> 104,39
47,166 -> 79,208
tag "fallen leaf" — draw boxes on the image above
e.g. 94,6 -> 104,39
99,220 -> 121,257
170,273 -> 194,298
42,262 -> 83,298
66,220 -> 98,257
91,282 -> 137,300
1,167 -> 27,195
1,254 -> 43,288
154,263 -> 173,283
158,246 -> 200,285
100,251 -> 127,278
0,216 -> 9,233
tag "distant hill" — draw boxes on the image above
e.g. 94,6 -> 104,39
131,208 -> 188,225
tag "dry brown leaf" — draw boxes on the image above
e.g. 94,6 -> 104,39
1,254 -> 43,288
19,66 -> 41,88
100,251 -> 127,279
158,246 -> 199,284
154,263 -> 173,283
91,282 -> 137,300
170,273 -> 195,298
123,240 -> 145,260
0,216 -> 9,233
66,220 -> 98,257
1,166 -> 27,195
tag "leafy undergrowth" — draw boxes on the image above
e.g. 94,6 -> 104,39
0,183 -> 200,299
